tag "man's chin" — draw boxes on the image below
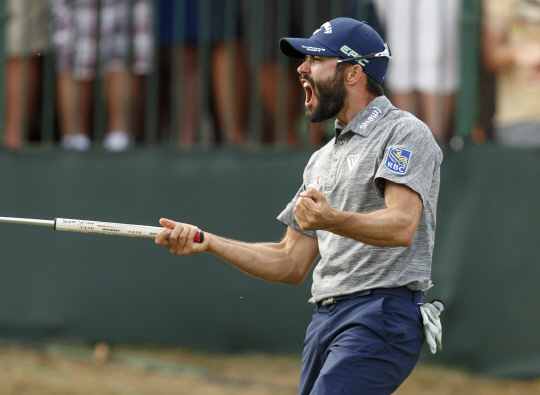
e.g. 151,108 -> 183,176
305,111 -> 318,123
305,105 -> 321,123
306,110 -> 331,124
305,107 -> 314,122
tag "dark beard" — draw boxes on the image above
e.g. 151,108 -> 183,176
302,67 -> 348,123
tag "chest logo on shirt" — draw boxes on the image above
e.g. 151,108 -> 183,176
346,155 -> 360,172
385,147 -> 411,174
307,176 -> 323,190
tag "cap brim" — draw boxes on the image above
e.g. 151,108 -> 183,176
280,37 -> 341,59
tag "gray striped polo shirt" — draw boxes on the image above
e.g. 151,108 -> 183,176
277,95 -> 443,304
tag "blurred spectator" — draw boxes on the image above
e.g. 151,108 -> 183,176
158,0 -> 197,146
482,0 -> 540,147
373,0 -> 461,145
3,0 -> 48,150
50,0 -> 153,152
242,0 -> 304,146
159,0 -> 249,148
211,1 -> 250,146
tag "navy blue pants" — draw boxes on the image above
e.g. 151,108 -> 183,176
299,293 -> 424,395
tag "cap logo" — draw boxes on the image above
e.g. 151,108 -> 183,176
340,45 -> 369,66
302,45 -> 326,53
313,22 -> 332,35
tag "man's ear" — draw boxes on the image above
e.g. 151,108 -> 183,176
345,64 -> 364,86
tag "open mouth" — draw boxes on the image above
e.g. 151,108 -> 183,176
302,80 -> 313,106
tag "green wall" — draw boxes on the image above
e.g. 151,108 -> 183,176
1,145 -> 539,377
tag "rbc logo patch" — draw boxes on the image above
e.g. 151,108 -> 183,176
385,147 -> 411,174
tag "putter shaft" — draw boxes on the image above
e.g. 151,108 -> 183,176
0,216 -> 54,227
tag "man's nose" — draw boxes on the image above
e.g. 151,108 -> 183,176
297,60 -> 310,75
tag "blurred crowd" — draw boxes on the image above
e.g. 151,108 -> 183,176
2,0 -> 540,151
482,0 -> 540,147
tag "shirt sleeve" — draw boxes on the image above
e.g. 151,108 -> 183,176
374,117 -> 443,206
276,184 -> 318,239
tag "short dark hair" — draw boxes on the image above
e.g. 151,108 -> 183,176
366,75 -> 384,96
336,62 -> 384,97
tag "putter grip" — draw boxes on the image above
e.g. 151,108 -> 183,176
54,218 -> 204,243
194,231 -> 204,243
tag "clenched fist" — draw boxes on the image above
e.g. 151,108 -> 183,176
293,188 -> 336,231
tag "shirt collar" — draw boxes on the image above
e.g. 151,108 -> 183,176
334,95 -> 393,139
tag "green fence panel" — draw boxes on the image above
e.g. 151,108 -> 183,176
1,145 -> 540,377
0,148 -> 315,353
420,145 -> 540,377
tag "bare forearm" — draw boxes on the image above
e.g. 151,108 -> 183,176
481,14 -> 539,71
156,220 -> 318,286
484,44 -> 514,71
206,234 -> 300,284
483,41 -> 521,71
326,208 -> 417,247
295,184 -> 422,247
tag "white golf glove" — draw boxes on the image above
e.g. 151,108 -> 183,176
420,300 -> 444,354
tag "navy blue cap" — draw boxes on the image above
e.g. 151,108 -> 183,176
280,18 -> 389,84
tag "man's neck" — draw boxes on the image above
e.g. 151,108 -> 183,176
336,92 -> 379,128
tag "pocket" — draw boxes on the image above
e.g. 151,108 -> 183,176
381,297 -> 423,344
328,297 -> 388,356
